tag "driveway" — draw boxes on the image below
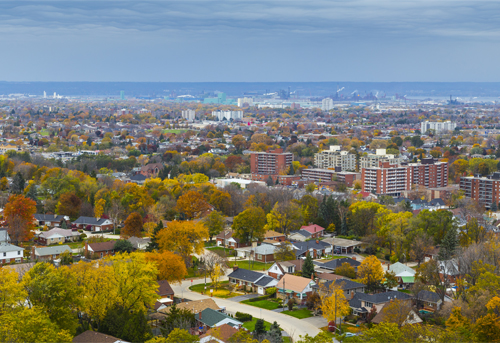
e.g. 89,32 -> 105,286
300,316 -> 328,328
229,294 -> 261,302
171,278 -> 322,342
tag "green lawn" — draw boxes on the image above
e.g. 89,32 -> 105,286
162,129 -> 187,134
242,318 -> 272,332
204,241 -> 216,248
207,247 -> 235,256
189,281 -> 243,298
241,299 -> 280,310
39,129 -> 50,136
65,242 -> 84,249
281,309 -> 313,319
231,260 -> 270,271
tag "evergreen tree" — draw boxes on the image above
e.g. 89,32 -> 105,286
438,228 -> 459,260
100,305 -> 152,342
266,321 -> 283,343
26,184 -> 38,203
302,254 -> 315,279
253,319 -> 266,339
266,176 -> 274,187
11,172 -> 25,194
492,202 -> 498,212
289,163 -> 295,175
146,221 -> 164,252
61,221 -> 68,230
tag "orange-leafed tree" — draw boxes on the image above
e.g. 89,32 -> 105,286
209,189 -> 232,215
145,251 -> 187,283
4,194 -> 36,245
121,212 -> 143,239
56,192 -> 82,220
176,190 -> 211,220
157,220 -> 208,267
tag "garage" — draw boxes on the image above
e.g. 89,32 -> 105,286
258,287 -> 264,295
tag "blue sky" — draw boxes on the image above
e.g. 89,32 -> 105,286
1,1 -> 499,82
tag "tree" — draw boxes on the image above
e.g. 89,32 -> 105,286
203,210 -> 225,241
409,231 -> 433,266
4,194 -> 36,245
266,321 -> 283,343
160,303 -> 196,337
264,201 -> 304,235
60,251 -> 73,265
114,240 -> 134,253
100,305 -> 152,342
10,172 -> 25,194
335,262 -> 356,279
274,241 -> 296,261
176,190 -> 211,219
232,207 -> 267,244
94,198 -> 106,218
56,192 -> 82,220
302,254 -> 315,279
209,190 -> 232,215
384,270 -> 399,289
254,319 -> 267,339
157,220 -> 209,267
228,330 -> 259,343
438,227 -> 458,260
201,251 -> 227,286
145,251 -> 187,283
164,328 -> 199,343
382,299 -> 414,328
146,221 -> 164,252
357,255 -> 384,291
305,183 -> 315,193
319,281 -> 350,331
0,268 -> 26,310
266,176 -> 274,187
122,212 -> 143,239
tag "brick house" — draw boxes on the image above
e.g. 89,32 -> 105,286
263,230 -> 286,242
215,229 -> 252,249
73,217 -> 114,232
32,245 -> 72,261
253,244 -> 276,263
37,228 -> 80,246
139,163 -> 164,177
276,274 -> 316,305
299,224 -> 325,239
292,240 -> 332,259
85,241 -> 115,259
0,243 -> 24,264
228,267 -> 278,294
349,290 -> 413,318
34,214 -> 67,228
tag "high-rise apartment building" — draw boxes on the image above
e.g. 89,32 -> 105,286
237,97 -> 254,107
322,98 -> 334,111
120,91 -> 125,100
314,146 -> 356,171
421,121 -> 456,134
181,109 -> 196,121
362,158 -> 448,196
212,110 -> 243,121
250,149 -> 293,182
460,172 -> 500,209
360,149 -> 404,169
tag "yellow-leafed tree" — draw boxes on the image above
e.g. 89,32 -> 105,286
176,190 -> 211,219
319,281 -> 351,326
145,250 -> 187,283
357,255 -> 384,291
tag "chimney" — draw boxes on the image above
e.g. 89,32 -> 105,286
311,273 -> 314,280
199,311 -> 202,320
233,266 -> 239,271
352,257 -> 356,261
351,292 -> 355,300
316,240 -> 319,244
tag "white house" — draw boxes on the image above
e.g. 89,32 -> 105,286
0,242 -> 24,264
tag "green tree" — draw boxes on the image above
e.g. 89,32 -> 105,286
10,172 -> 25,194
203,210 -> 225,241
233,207 -> 267,245
146,220 -> 164,252
264,201 -> 304,235
266,321 -> 283,343
114,240 -> 134,253
100,305 -> 152,342
302,254 -> 315,279
160,303 -> 196,337
438,227 -> 458,260
274,242 -> 296,261
254,318 -> 267,339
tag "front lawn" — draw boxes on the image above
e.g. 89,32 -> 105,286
231,260 -> 270,271
241,299 -> 280,310
207,247 -> 235,256
242,318 -> 272,332
281,309 -> 313,319
65,241 -> 84,249
189,281 -> 243,298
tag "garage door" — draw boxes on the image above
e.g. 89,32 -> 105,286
258,287 -> 264,295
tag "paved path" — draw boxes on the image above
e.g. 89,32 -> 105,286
171,277 -> 321,342
229,294 -> 261,302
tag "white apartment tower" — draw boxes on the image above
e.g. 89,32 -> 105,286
322,98 -> 334,111
181,110 -> 196,121
360,149 -> 404,169
314,145 -> 356,171
421,121 -> 456,134
212,110 -> 243,121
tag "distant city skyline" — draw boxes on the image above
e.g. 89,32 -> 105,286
1,1 -> 499,82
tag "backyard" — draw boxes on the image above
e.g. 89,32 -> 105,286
281,308 -> 313,319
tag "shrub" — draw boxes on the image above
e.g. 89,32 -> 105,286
266,287 -> 277,296
249,295 -> 270,302
235,312 -> 252,322
287,298 -> 296,311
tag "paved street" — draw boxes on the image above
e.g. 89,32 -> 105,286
171,277 -> 322,342
229,294 -> 261,302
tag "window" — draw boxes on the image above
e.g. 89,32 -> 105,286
257,254 -> 262,260
101,252 -> 103,258
346,290 -> 350,294
2,252 -> 5,257
17,251 -> 20,255
365,302 -> 373,307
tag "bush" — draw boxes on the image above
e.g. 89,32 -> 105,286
266,287 -> 277,296
384,254 -> 391,261
235,312 -> 252,322
248,295 -> 270,302
364,246 -> 376,255
354,247 -> 361,254
287,298 -> 296,311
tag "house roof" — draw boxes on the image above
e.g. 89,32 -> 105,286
317,273 -> 346,281
216,229 -> 233,240
276,274 -> 315,293
88,241 -> 115,252
300,224 -> 325,234
157,280 -> 174,296
292,240 -> 330,257
253,244 -> 277,255
349,291 -> 413,311
127,236 -> 151,249
417,290 -> 441,303
195,308 -> 242,327
160,299 -> 220,315
318,257 -> 361,270
0,229 -> 10,243
371,304 -> 418,326
290,230 -> 312,238
73,217 -> 111,226
388,262 -> 416,276
201,324 -> 239,342
323,237 -> 363,248
254,275 -> 278,287
34,214 -> 66,222
34,245 -> 71,256
227,267 -> 265,283
72,330 -> 124,343
130,174 -> 147,181
0,242 -> 23,253
264,230 -> 285,238
315,279 -> 365,291
39,228 -> 79,239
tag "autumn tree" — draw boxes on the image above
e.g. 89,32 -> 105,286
56,192 -> 82,220
232,206 -> 266,245
176,190 -> 211,219
274,241 -> 296,261
209,190 -> 232,215
203,210 -> 225,241
121,212 -> 143,239
382,299 -> 414,328
201,251 -> 227,287
157,220 -> 208,267
94,198 -> 106,218
319,281 -> 350,332
4,194 -> 36,245
357,255 -> 384,291
145,251 -> 187,284
335,262 -> 356,279
264,201 -> 304,235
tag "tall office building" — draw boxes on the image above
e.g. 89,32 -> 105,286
250,149 -> 293,182
421,121 -> 456,134
237,97 -> 254,107
314,146 -> 356,171
181,110 -> 196,121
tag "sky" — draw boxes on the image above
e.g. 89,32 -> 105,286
1,0 -> 500,82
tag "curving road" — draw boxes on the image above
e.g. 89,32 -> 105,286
171,276 -> 321,342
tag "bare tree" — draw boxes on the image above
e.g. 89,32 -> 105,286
108,199 -> 124,234
201,251 -> 228,284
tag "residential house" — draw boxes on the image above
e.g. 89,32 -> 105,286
154,280 -> 175,311
416,290 -> 443,312
37,228 -> 80,245
160,299 -> 221,315
200,324 -> 239,343
276,274 -> 316,305
292,240 -> 332,259
314,279 -> 365,299
34,214 -> 67,228
288,230 -> 312,242
195,308 -> 242,335
72,331 -> 125,343
138,163 -> 164,177
253,244 -> 277,263
263,230 -> 286,242
85,241 -> 115,259
130,173 -> 147,185
349,291 -> 413,318
32,245 -> 72,261
315,257 -> 361,273
268,261 -> 297,279
0,242 -> 24,264
216,229 -> 253,250
0,229 -> 10,243
300,224 -> 325,239
388,262 -> 416,289
128,236 -> 151,251
372,305 -> 423,326
323,237 -> 363,254
438,259 -> 461,284
228,267 -> 278,294
73,217 -> 114,232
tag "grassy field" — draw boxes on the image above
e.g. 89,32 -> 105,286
242,318 -> 272,332
207,247 -> 235,256
39,129 -> 50,136
231,260 -> 270,271
162,129 -> 187,134
189,281 -> 243,298
281,309 -> 313,319
241,299 -> 280,310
